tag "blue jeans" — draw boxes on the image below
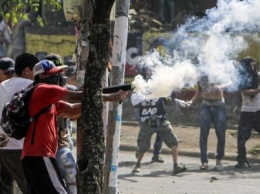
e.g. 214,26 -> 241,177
56,147 -> 77,194
199,103 -> 227,163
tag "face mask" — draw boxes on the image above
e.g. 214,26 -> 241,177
41,75 -> 61,86
41,73 -> 67,86
60,76 -> 68,87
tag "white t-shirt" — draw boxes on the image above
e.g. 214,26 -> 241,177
241,89 -> 260,112
131,92 -> 146,106
0,77 -> 33,149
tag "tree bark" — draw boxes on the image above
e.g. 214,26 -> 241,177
77,0 -> 115,193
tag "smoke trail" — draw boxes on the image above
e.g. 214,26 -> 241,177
132,0 -> 260,98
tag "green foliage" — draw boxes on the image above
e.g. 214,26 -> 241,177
0,0 -> 61,28
45,0 -> 62,10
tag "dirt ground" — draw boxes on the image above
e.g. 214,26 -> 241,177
120,123 -> 260,161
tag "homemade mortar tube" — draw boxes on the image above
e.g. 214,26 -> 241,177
102,83 -> 133,94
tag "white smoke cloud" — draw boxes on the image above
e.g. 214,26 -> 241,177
132,0 -> 260,98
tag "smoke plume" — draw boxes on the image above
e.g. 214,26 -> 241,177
132,0 -> 260,98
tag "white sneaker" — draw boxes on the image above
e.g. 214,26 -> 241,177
215,163 -> 224,171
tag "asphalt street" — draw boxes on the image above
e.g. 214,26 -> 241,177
116,151 -> 260,194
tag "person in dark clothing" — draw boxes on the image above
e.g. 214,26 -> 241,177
131,65 -> 186,174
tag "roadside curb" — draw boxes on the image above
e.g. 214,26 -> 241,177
120,121 -> 260,164
120,144 -> 260,164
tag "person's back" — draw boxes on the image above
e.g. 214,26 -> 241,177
0,57 -> 15,194
0,53 -> 39,193
0,76 -> 33,148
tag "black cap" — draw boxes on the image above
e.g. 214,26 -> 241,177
64,59 -> 75,66
65,66 -> 76,77
0,57 -> 15,72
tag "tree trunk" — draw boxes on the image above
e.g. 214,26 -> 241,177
77,0 -> 115,193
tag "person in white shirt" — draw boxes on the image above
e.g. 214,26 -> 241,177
0,57 -> 14,194
0,53 -> 39,193
235,56 -> 260,168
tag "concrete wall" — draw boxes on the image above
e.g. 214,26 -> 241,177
25,33 -> 76,60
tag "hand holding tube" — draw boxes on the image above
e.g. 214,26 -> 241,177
103,90 -> 129,102
102,84 -> 133,94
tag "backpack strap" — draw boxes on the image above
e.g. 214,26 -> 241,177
30,105 -> 52,145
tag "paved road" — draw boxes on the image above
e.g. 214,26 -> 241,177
116,151 -> 260,194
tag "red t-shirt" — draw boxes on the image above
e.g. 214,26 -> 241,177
21,84 -> 67,159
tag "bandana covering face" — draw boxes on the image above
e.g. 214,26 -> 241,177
41,73 -> 67,86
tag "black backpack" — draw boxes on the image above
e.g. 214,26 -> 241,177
0,86 -> 50,140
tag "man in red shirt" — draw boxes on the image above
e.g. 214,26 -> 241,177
21,60 -> 128,194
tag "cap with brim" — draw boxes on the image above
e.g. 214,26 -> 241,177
3,67 -> 15,73
33,60 -> 68,76
0,58 -> 15,72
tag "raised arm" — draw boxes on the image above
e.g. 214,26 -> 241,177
241,88 -> 260,97
188,85 -> 203,106
61,89 -> 128,103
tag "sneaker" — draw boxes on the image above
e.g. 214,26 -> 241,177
200,163 -> 208,170
132,163 -> 140,173
235,160 -> 251,168
214,164 -> 224,171
214,160 -> 224,171
173,165 -> 187,174
152,155 -> 164,163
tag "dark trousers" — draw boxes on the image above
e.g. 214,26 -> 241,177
0,149 -> 27,194
0,166 -> 13,194
237,111 -> 260,163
